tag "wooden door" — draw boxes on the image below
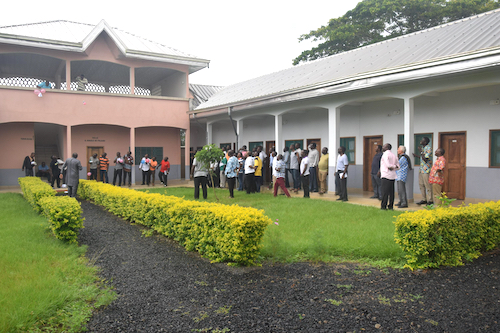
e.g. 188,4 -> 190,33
265,140 -> 275,183
87,146 -> 104,180
363,136 -> 383,191
440,132 -> 466,200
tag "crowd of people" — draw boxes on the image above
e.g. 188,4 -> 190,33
190,143 -> 332,200
369,137 -> 446,210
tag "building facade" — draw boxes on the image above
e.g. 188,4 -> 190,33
189,10 -> 500,201
0,20 -> 209,186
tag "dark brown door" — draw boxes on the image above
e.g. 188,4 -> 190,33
363,136 -> 383,191
440,132 -> 466,200
265,140 -> 275,183
87,146 -> 104,181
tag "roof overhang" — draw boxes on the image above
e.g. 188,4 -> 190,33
189,47 -> 500,118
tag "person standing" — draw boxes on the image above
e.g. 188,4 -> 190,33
50,156 -> 61,188
149,157 -> 158,186
258,146 -> 267,185
99,153 -> 109,183
89,153 -> 99,180
219,154 -> 227,188
237,152 -> 245,191
273,154 -> 291,197
61,153 -> 82,198
429,148 -> 446,204
396,146 -> 412,208
113,152 -> 124,186
413,137 -> 433,205
283,146 -> 291,188
290,145 -> 300,193
308,143 -> 319,193
123,152 -> 134,186
254,152 -> 263,192
22,152 -> 36,176
139,154 -> 151,185
336,147 -> 349,201
76,74 -> 88,91
160,156 -> 170,186
190,153 -> 208,199
244,152 -> 256,194
370,145 -> 383,200
300,150 -> 310,198
380,143 -> 400,210
318,147 -> 329,194
225,150 -> 238,198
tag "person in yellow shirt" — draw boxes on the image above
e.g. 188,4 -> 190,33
254,152 -> 263,192
318,147 -> 329,194
149,156 -> 159,186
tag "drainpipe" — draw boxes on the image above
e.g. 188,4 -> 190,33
228,107 -> 238,150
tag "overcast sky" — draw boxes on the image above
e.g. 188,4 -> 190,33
3,0 -> 361,86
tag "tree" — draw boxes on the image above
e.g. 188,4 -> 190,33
194,144 -> 225,201
293,0 -> 500,65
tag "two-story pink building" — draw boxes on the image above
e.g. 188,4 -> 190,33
0,20 -> 209,186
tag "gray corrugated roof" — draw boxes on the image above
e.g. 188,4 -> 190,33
196,8 -> 500,110
0,20 -> 209,72
190,84 -> 225,107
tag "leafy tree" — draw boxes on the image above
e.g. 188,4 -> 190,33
194,144 -> 225,201
293,0 -> 500,65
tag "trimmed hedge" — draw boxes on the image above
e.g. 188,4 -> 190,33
394,201 -> 500,269
18,177 -> 84,243
78,180 -> 272,265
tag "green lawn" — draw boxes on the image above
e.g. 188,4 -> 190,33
0,193 -> 115,333
142,187 -> 407,267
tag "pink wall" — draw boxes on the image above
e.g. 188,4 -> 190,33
135,127 -> 181,165
0,123 -> 35,169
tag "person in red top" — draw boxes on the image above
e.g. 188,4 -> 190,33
160,156 -> 170,186
429,148 -> 446,203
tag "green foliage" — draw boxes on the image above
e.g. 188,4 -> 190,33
79,180 -> 271,265
18,177 -> 55,212
195,144 -> 224,177
39,196 -> 84,244
0,193 -> 115,333
293,0 -> 500,65
394,200 -> 500,269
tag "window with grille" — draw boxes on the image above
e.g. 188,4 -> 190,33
490,130 -> 500,167
135,147 -> 163,165
340,137 -> 355,164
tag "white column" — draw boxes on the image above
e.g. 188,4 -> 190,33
130,127 -> 136,185
403,97 -> 415,201
236,119 -> 242,150
130,67 -> 135,95
274,114 -> 283,153
207,122 -> 213,145
328,106 -> 341,193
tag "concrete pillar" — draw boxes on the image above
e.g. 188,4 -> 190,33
66,126 -> 72,159
327,105 -> 341,193
130,67 -> 135,95
274,114 -> 283,153
403,97 -> 415,201
207,122 -> 213,145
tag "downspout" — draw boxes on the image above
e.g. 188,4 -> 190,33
228,107 -> 239,150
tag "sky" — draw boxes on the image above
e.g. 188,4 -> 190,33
3,0 -> 361,86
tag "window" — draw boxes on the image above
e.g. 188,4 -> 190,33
397,133 -> 433,165
135,147 -> 163,165
248,141 -> 263,152
219,143 -> 231,149
490,130 -> 500,167
340,137 -> 355,164
285,139 -> 303,150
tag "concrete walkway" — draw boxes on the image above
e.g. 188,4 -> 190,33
2,178 -> 489,210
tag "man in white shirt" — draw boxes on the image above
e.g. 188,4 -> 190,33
336,146 -> 349,201
244,152 -> 256,194
299,150 -> 310,198
308,143 -> 319,193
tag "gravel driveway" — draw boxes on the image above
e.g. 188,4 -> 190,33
79,201 -> 500,333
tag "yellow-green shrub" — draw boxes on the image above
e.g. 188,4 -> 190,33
78,180 -> 271,265
39,196 -> 84,244
394,201 -> 500,269
18,177 -> 55,212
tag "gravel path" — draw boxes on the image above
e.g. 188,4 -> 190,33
79,201 -> 500,332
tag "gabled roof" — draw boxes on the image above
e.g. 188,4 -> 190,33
195,8 -> 500,112
0,20 -> 209,73
189,84 -> 225,110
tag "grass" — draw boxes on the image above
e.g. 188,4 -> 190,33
0,193 -> 116,333
142,186 -> 407,267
